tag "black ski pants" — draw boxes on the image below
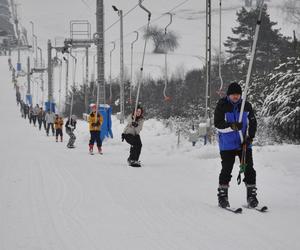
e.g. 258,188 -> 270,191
219,148 -> 256,186
89,130 -> 102,147
124,134 -> 142,161
56,128 -> 63,138
32,115 -> 37,126
46,123 -> 55,135
38,118 -> 44,130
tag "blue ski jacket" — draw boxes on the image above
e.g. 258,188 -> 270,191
214,97 -> 257,151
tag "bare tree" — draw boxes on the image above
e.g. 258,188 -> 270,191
143,25 -> 179,54
283,0 -> 300,23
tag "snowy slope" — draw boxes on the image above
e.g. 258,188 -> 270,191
1,56 -> 300,249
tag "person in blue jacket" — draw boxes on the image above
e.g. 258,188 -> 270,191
214,82 -> 258,208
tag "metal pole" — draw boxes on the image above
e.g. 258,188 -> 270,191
238,0 -> 264,143
109,41 -> 116,103
218,0 -> 224,94
47,40 -> 53,111
33,34 -> 38,67
27,56 -> 31,95
15,5 -> 20,64
30,21 -> 34,53
130,32 -> 139,104
205,0 -> 212,144
119,10 -> 125,124
38,47 -> 44,108
85,46 -> 89,113
134,0 -> 151,121
63,55 -> 69,107
163,13 -> 173,100
69,52 -> 77,118
58,59 -> 63,115
96,0 -> 105,112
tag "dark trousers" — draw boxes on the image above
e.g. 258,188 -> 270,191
89,130 -> 102,147
32,116 -> 37,126
219,148 -> 256,186
124,134 -> 142,161
46,123 -> 55,135
38,119 -> 44,130
29,115 -> 33,124
56,128 -> 63,138
66,129 -> 76,147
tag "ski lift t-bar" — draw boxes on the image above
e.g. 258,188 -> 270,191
134,0 -> 152,121
238,0 -> 264,143
139,0 -> 151,21
164,12 -> 173,35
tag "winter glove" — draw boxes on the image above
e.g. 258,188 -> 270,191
121,133 -> 125,142
132,121 -> 138,127
230,122 -> 243,131
91,122 -> 96,127
245,136 -> 253,146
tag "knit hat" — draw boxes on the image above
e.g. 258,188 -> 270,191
227,82 -> 242,96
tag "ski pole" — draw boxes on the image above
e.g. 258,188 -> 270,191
238,0 -> 264,143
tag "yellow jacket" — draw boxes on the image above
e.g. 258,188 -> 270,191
88,112 -> 103,131
54,117 -> 64,130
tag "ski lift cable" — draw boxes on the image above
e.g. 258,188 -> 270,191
218,0 -> 224,95
134,0 -> 151,122
163,13 -> 173,100
238,0 -> 265,143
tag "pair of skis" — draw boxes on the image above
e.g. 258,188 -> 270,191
222,205 -> 268,214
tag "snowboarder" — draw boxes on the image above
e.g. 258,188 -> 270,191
214,82 -> 258,208
45,110 -> 55,136
54,114 -> 64,142
65,115 -> 77,148
122,105 -> 144,167
88,104 -> 103,154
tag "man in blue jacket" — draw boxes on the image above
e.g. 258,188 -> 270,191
214,82 -> 258,208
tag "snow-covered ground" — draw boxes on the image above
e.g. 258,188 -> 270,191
1,56 -> 300,249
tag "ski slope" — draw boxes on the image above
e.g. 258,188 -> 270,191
1,56 -> 300,249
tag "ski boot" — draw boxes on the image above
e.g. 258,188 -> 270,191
89,144 -> 94,154
246,185 -> 259,208
218,185 -> 230,208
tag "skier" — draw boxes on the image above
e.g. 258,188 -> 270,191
37,107 -> 46,131
54,114 -> 64,142
65,115 -> 77,148
88,104 -> 103,154
122,105 -> 144,167
45,110 -> 55,136
214,82 -> 258,209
